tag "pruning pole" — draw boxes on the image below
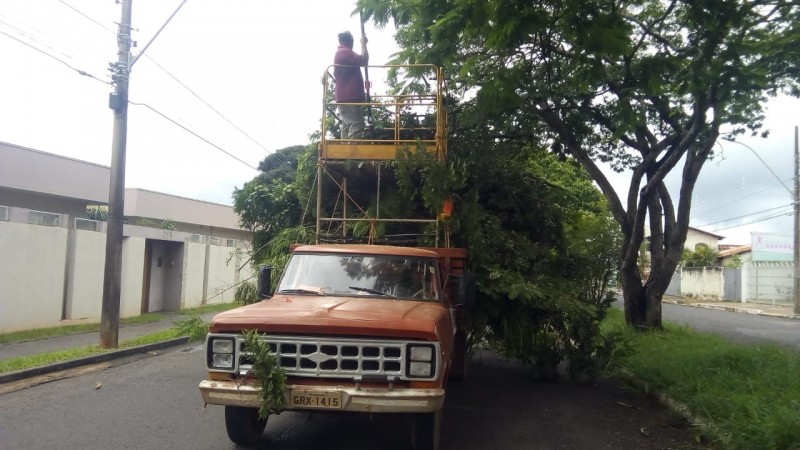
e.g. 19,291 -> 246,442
359,10 -> 373,126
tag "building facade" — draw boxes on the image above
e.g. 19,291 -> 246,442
0,142 -> 254,332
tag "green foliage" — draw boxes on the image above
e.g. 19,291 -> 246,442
724,254 -> 743,269
681,244 -> 719,268
240,330 -> 286,419
359,0 -> 800,328
172,314 -> 208,341
234,280 -> 260,305
160,219 -> 176,231
86,205 -> 108,221
603,309 -> 800,450
233,144 -> 314,263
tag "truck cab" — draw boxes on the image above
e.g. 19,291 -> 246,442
199,244 -> 471,449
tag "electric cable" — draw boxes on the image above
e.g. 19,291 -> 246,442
0,28 -> 109,84
128,100 -> 259,171
56,0 -> 273,156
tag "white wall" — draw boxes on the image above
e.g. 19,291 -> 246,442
207,246 -> 237,304
67,229 -> 106,319
121,237 -> 146,318
0,221 -> 247,333
681,266 -> 725,300
182,242 -> 207,308
0,222 -> 67,332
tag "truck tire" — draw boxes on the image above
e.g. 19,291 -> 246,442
224,405 -> 267,445
412,411 -> 441,450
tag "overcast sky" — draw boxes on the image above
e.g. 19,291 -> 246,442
1,0 -> 798,245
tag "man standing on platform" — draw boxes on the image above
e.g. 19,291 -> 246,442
333,31 -> 369,139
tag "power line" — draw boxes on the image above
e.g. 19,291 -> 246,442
144,56 -> 273,154
710,209 -> 793,232
128,100 -> 259,171
1,8 -> 258,173
0,28 -> 109,84
696,202 -> 794,228
55,0 -> 272,156
57,0 -> 116,35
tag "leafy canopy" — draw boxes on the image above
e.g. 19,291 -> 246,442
359,0 -> 800,328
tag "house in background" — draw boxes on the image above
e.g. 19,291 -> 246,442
718,245 -> 752,267
0,141 -> 254,333
683,226 -> 726,252
640,226 -> 726,279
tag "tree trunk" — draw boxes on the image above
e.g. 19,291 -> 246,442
620,267 -> 663,329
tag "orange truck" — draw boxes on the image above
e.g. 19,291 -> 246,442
198,243 -> 473,449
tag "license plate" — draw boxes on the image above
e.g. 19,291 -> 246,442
290,390 -> 343,409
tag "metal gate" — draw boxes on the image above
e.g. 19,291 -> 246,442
723,268 -> 742,302
664,270 -> 681,297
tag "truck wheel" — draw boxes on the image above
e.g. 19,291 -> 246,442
224,406 -> 267,445
412,411 -> 441,450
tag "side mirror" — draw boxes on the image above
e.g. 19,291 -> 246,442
455,273 -> 476,307
257,265 -> 273,299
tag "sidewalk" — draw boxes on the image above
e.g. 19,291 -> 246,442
662,295 -> 800,319
0,310 -> 220,385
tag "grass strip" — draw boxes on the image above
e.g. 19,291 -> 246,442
0,315 -> 210,374
604,308 -> 800,450
0,302 -> 237,344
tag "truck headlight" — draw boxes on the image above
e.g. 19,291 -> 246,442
213,339 -> 234,354
213,353 -> 234,369
409,361 -> 432,377
410,346 -> 433,362
208,336 -> 236,370
407,344 -> 436,378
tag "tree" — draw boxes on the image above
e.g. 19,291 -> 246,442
232,145 -> 313,263
360,0 -> 800,328
681,244 -> 719,267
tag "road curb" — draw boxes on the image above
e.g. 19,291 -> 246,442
663,300 -> 800,320
0,336 -> 190,385
615,370 -> 720,443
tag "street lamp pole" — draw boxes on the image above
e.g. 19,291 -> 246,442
794,125 -> 800,316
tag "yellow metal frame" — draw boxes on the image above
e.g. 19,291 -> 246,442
320,64 -> 447,162
316,65 -> 448,245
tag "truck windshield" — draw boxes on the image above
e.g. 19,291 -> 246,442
276,253 -> 440,301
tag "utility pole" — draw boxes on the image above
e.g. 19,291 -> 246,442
100,0 -> 133,348
795,125 -> 800,316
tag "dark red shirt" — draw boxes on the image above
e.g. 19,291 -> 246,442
334,45 -> 366,103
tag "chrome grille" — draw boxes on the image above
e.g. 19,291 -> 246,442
235,335 -> 428,380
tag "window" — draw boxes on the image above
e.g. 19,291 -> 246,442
0,205 -> 8,221
75,218 -> 99,231
209,236 -> 220,246
28,210 -> 61,227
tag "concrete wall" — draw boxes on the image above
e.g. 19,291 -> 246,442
67,229 -> 106,319
0,221 -> 67,332
121,237 -> 146,318
207,245 -> 238,304
0,220 -> 248,333
680,266 -> 725,300
183,242 -> 207,308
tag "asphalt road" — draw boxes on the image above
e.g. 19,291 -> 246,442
0,344 -> 697,450
661,302 -> 800,348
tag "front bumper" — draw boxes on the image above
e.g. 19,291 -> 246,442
198,380 -> 444,413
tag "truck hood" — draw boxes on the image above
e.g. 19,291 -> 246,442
209,295 -> 452,341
